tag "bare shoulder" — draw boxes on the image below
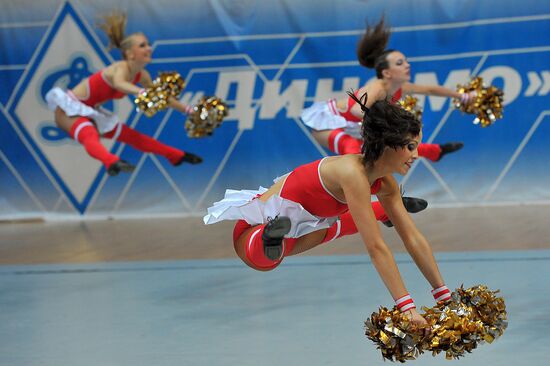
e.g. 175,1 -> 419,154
324,155 -> 366,182
104,61 -> 128,79
365,80 -> 387,102
319,155 -> 368,199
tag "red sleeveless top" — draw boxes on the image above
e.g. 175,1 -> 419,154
78,70 -> 142,107
280,158 -> 382,218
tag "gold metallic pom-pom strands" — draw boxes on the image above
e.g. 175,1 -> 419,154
398,95 -> 423,121
365,307 -> 425,362
135,72 -> 185,117
185,96 -> 229,138
454,77 -> 504,127
365,285 -> 507,362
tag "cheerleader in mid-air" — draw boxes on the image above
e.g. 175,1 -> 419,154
302,16 -> 475,161
46,11 -> 202,176
205,95 -> 452,331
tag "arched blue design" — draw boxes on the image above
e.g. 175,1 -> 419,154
40,56 -> 92,101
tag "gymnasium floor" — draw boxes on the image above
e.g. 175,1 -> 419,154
1,205 -> 549,366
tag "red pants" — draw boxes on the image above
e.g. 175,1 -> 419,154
233,210 -> 372,271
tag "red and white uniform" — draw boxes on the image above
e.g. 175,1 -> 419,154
79,71 -> 141,107
204,157 -> 381,238
205,157 -> 388,270
300,98 -> 349,131
303,89 -> 442,161
301,89 -> 402,139
45,70 -> 141,134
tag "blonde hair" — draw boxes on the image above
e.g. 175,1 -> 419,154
98,10 -> 141,59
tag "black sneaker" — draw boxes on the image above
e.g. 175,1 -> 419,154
382,197 -> 428,227
262,216 -> 291,261
174,152 -> 203,165
436,142 -> 464,161
107,160 -> 135,176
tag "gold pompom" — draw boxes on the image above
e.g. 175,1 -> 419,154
365,306 -> 426,362
398,95 -> 423,121
135,72 -> 186,117
454,77 -> 504,127
185,96 -> 229,138
365,285 -> 507,362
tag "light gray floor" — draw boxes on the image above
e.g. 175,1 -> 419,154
1,250 -> 549,366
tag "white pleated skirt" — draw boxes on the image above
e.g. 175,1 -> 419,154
301,100 -> 363,139
45,87 -> 119,134
203,188 -> 337,238
300,100 -> 348,131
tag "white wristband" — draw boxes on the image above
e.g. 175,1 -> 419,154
395,294 -> 416,312
431,285 -> 451,302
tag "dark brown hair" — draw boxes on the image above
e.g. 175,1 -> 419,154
347,91 -> 422,165
356,16 -> 394,79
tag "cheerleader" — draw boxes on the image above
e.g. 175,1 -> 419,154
46,11 -> 202,176
205,95 -> 451,328
302,16 -> 474,161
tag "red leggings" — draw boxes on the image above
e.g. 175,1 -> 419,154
233,220 -> 298,270
70,119 -> 186,166
103,123 -> 184,164
69,117 -> 118,168
233,209 -> 378,271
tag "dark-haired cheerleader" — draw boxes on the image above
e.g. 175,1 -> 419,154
302,16 -> 474,161
205,96 -> 451,330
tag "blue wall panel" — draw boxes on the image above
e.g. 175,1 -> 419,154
0,0 -> 548,218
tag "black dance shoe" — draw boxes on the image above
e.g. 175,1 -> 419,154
174,152 -> 203,165
382,197 -> 428,227
107,160 -> 136,176
436,142 -> 464,161
262,216 -> 292,261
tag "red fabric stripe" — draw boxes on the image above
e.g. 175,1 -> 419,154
397,298 -> 414,308
433,288 -> 450,299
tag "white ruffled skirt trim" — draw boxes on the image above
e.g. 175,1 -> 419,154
203,188 -> 338,238
300,100 -> 348,131
45,87 -> 119,134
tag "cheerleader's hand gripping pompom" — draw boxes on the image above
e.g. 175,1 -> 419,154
135,72 -> 185,117
454,77 -> 504,127
365,285 -> 507,362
